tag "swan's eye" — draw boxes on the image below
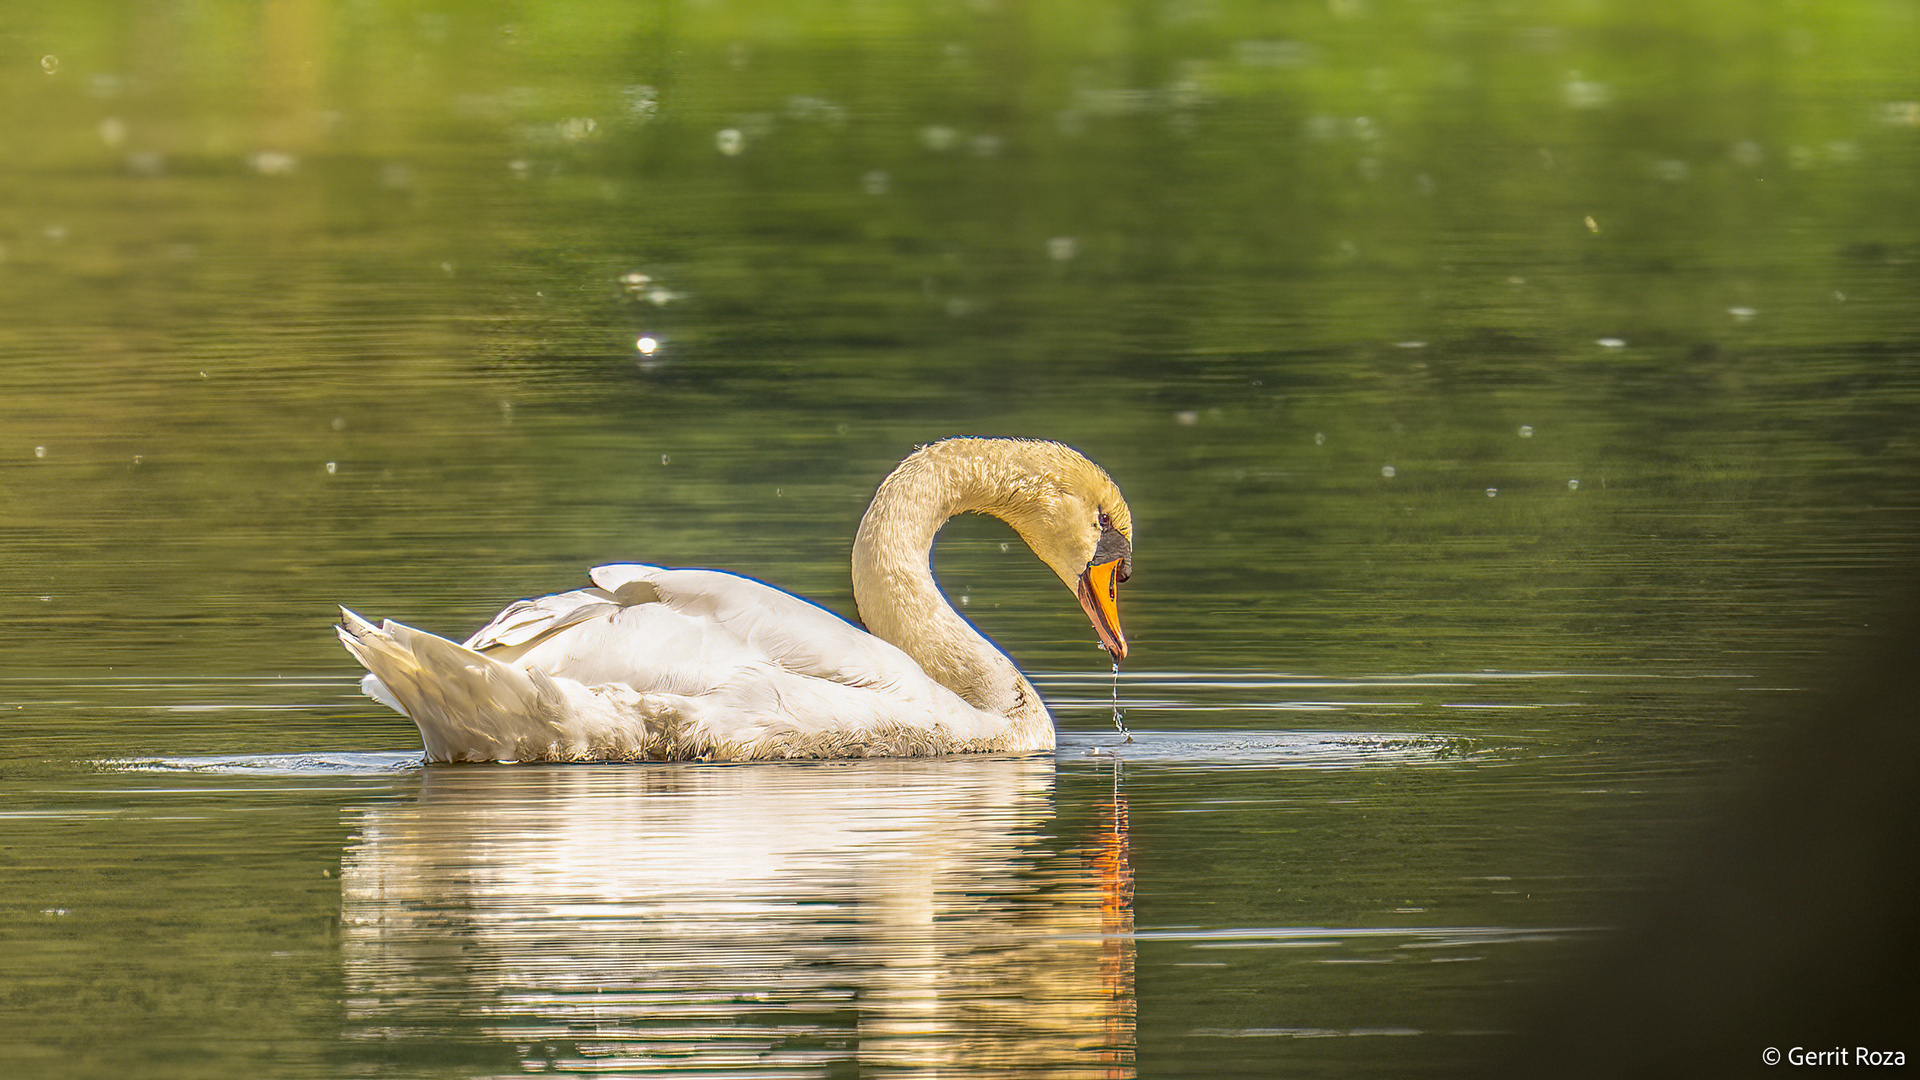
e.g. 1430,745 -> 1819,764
1090,508 -> 1131,583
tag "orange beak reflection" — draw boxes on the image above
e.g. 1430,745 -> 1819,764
1077,558 -> 1128,663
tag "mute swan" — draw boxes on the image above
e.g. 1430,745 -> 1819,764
337,437 -> 1133,762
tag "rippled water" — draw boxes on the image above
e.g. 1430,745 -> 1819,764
3,668 -> 1767,1077
3,0 -> 1917,1076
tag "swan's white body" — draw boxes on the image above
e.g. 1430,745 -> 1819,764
338,437 -> 1132,762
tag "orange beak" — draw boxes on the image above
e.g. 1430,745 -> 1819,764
1077,558 -> 1128,662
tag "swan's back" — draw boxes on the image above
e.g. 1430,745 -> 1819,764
341,564 -> 1030,762
471,565 -> 936,697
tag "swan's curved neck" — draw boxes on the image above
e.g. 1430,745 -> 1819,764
851,443 -> 1051,734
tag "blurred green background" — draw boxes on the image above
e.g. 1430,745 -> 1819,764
4,0 -> 1915,680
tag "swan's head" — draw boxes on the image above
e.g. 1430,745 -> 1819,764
860,437 -> 1135,665
987,441 -> 1133,664
1069,502 -> 1133,664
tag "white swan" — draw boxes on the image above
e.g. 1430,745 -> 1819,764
337,437 -> 1133,762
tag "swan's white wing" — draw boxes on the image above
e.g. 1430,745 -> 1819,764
477,564 -> 938,700
343,563 -> 1036,761
599,565 -> 936,688
463,589 -> 621,653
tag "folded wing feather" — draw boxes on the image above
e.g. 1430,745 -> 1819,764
468,564 -> 933,698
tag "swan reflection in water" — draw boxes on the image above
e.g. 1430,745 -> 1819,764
340,755 -> 1134,1077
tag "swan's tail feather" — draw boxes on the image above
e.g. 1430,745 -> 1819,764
337,606 -> 580,762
